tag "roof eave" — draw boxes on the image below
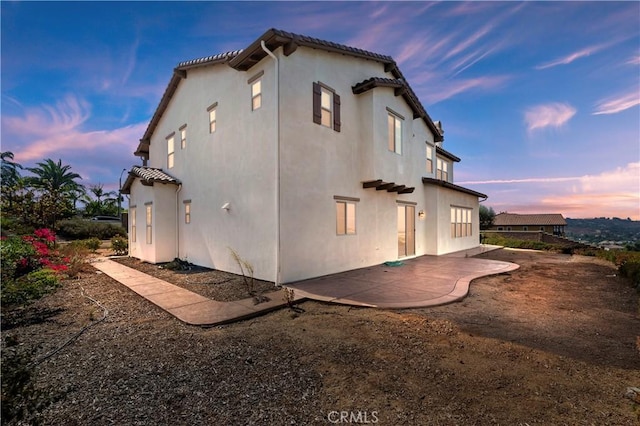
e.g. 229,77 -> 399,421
422,177 -> 487,199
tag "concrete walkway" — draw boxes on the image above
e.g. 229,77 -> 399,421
91,245 -> 518,325
91,257 -> 303,326
287,245 -> 519,309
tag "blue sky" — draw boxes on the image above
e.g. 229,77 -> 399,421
2,1 -> 639,219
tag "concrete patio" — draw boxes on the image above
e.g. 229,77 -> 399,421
287,245 -> 519,308
91,245 -> 518,326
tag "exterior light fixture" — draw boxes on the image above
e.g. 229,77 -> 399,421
221,203 -> 230,211
418,210 -> 426,220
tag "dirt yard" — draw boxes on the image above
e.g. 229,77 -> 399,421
2,249 -> 639,425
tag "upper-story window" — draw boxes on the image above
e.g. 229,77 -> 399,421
166,133 -> 175,169
437,158 -> 449,181
426,145 -> 433,173
207,102 -> 218,134
313,82 -> 341,132
387,109 -> 403,155
248,71 -> 264,111
180,125 -> 187,149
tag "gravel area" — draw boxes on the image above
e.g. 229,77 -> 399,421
111,256 -> 276,302
1,249 -> 639,425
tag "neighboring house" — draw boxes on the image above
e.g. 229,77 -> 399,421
122,28 -> 487,284
490,213 -> 567,236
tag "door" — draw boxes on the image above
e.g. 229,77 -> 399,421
398,204 -> 415,258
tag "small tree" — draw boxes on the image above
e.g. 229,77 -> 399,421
479,205 -> 496,230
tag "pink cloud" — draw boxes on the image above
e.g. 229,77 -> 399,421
1,95 -> 145,183
524,103 -> 576,132
425,75 -> 510,104
461,163 -> 640,220
535,43 -> 609,70
593,91 -> 640,115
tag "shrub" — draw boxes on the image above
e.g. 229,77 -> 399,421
57,218 -> 126,240
85,237 -> 101,251
58,243 -> 92,278
111,236 -> 128,255
2,269 -> 61,305
1,229 -> 69,305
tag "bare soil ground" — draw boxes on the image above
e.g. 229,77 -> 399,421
2,249 -> 639,425
111,257 -> 275,302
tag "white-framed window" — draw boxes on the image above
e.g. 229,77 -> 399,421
387,110 -> 403,154
320,87 -> 333,127
451,206 -> 472,238
180,125 -> 187,149
145,203 -> 152,244
251,79 -> 262,111
207,103 -> 217,133
437,158 -> 449,181
167,134 -> 175,169
334,196 -> 358,235
312,82 -> 341,131
426,145 -> 433,173
184,200 -> 191,224
130,206 -> 136,243
248,71 -> 263,111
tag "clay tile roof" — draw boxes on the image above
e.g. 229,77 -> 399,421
121,166 -> 180,194
177,50 -> 243,70
494,213 -> 567,226
352,77 -> 443,142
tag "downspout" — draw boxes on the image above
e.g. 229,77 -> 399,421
175,184 -> 182,260
260,40 -> 281,287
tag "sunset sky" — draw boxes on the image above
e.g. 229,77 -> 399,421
2,1 -> 639,219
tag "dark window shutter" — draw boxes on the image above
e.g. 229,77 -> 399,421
333,93 -> 341,132
312,82 -> 321,125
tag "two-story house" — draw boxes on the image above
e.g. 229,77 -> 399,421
122,28 -> 487,285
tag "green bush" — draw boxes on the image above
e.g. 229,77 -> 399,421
1,269 -> 61,305
0,236 -> 37,284
619,260 -> 640,287
111,236 -> 128,255
482,234 -> 558,251
57,218 -> 126,240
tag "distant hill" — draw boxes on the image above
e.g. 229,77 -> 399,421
565,217 -> 640,244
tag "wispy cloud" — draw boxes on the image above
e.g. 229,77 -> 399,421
593,91 -> 640,115
524,103 -> 576,132
1,95 -> 144,183
626,55 -> 640,65
535,43 -> 608,70
424,75 -> 510,104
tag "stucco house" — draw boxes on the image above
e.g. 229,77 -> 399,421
122,28 -> 487,285
490,213 -> 567,236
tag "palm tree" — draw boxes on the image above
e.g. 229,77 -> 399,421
25,158 -> 84,228
1,151 -> 23,209
81,183 -> 118,217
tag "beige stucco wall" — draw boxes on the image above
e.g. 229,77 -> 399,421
130,43 -> 481,283
128,179 -> 177,263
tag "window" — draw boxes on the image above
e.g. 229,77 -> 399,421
523,226 -> 528,231
451,206 -> 472,238
437,158 -> 449,181
184,200 -> 191,224
180,125 -> 187,149
426,145 -> 433,173
334,196 -> 358,235
248,71 -> 263,111
167,134 -> 175,168
251,79 -> 262,110
145,204 -> 152,244
130,207 -> 136,243
313,82 -> 341,131
387,111 -> 403,154
207,103 -> 217,133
